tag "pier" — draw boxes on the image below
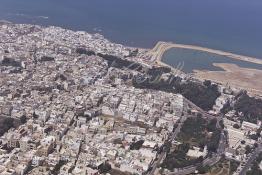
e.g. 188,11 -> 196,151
148,41 -> 262,65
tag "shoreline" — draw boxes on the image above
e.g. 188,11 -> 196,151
194,63 -> 262,97
2,21 -> 262,95
2,20 -> 262,65
149,41 -> 262,66
148,42 -> 262,96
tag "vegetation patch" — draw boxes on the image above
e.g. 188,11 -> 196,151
221,91 -> 262,124
161,143 -> 203,170
203,158 -> 239,175
161,117 -> 221,171
0,116 -> 21,136
133,76 -> 220,111
246,152 -> 262,175
177,117 -> 221,152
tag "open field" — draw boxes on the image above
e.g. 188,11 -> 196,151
205,158 -> 240,175
194,63 -> 262,96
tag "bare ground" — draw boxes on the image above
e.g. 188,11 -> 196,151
193,63 -> 262,96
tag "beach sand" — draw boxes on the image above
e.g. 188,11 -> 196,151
193,63 -> 262,96
149,42 -> 262,96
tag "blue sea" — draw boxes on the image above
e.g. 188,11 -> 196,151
162,48 -> 262,73
0,0 -> 262,59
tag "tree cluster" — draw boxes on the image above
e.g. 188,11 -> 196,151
246,152 -> 262,175
76,48 -> 96,56
133,75 -> 220,111
40,56 -> 55,62
130,140 -> 144,150
0,117 -> 15,136
234,92 -> 262,124
1,57 -> 22,67
161,143 -> 203,170
178,117 -> 221,152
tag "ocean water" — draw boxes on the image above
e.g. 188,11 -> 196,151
0,0 -> 262,59
162,48 -> 262,73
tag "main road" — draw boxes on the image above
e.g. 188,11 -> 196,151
237,142 -> 262,175
147,113 -> 188,175
147,96 -> 191,175
147,97 -> 226,175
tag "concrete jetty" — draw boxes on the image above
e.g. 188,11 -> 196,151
148,41 -> 262,65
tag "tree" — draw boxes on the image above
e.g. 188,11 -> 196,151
76,48 -> 95,56
113,138 -> 122,145
177,143 -> 190,153
229,160 -> 240,174
51,160 -> 67,175
4,118 -> 14,128
197,113 -> 203,118
241,140 -> 246,144
20,115 -> 27,124
133,75 -> 220,111
246,162 -> 262,175
207,129 -> 221,152
203,80 -> 211,87
254,143 -> 258,148
245,145 -> 252,154
234,93 -> 262,124
197,164 -> 210,174
0,117 -> 15,136
219,120 -> 224,129
173,123 -> 178,132
233,123 -> 240,129
98,162 -> 111,173
249,134 -> 259,141
1,57 -> 21,67
40,56 -> 55,62
130,140 -> 144,150
206,118 -> 217,132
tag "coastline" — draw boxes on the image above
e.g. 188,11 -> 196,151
2,20 -> 262,66
148,42 -> 262,96
194,63 -> 262,96
1,21 -> 261,95
149,41 -> 262,66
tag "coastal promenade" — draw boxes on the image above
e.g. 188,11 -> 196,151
148,41 -> 262,65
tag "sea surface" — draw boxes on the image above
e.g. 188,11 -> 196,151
162,48 -> 262,73
0,0 -> 262,65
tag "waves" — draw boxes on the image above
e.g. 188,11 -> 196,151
7,13 -> 49,20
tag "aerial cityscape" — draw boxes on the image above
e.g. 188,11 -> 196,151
0,1 -> 262,175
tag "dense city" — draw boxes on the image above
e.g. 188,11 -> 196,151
0,22 -> 261,175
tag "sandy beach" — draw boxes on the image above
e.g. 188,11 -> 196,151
148,42 -> 262,96
194,63 -> 262,96
149,41 -> 262,65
